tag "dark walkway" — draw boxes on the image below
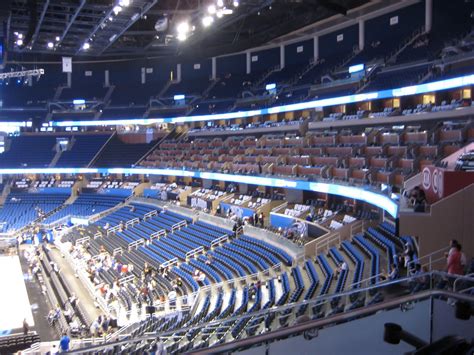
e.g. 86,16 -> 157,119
18,246 -> 59,342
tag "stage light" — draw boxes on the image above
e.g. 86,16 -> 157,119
119,0 -> 130,6
82,42 -> 90,50
18,33 -> 23,39
16,39 -> 23,46
55,36 -> 60,41
223,8 -> 233,15
233,0 -> 239,6
47,42 -> 54,49
176,21 -> 190,34
109,16 -> 113,21
177,33 -> 187,41
113,5 -> 122,15
202,16 -> 214,27
217,0 -> 224,7
216,10 -> 223,18
208,5 -> 216,14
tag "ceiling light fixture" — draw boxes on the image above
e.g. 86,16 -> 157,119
113,5 -> 122,15
202,16 -> 214,27
208,5 -> 216,14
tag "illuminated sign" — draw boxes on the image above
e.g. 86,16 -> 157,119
0,167 -> 399,217
51,74 -> 474,128
349,64 -> 364,73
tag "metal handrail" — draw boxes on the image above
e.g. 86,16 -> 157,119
454,273 -> 474,292
407,245 -> 451,271
185,246 -> 205,260
210,234 -> 229,248
150,229 -> 166,240
64,272 -> 473,354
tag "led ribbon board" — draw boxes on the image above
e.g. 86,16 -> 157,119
52,74 -> 474,127
0,167 -> 399,217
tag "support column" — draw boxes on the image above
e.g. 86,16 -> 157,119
280,44 -> 285,69
246,51 -> 251,74
313,36 -> 319,61
176,63 -> 181,82
211,57 -> 217,80
358,19 -> 365,51
425,0 -> 433,33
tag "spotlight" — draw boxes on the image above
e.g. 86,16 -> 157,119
233,0 -> 239,7
176,21 -> 190,34
18,33 -> 23,39
16,39 -> 23,46
223,8 -> 233,15
177,33 -> 187,41
47,42 -> 54,49
202,16 -> 214,27
109,16 -> 113,21
217,0 -> 224,7
119,0 -> 130,6
113,5 -> 122,15
208,4 -> 216,14
55,36 -> 60,41
82,42 -> 90,50
216,10 -> 223,18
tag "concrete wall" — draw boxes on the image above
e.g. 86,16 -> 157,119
285,189 -> 303,203
399,183 -> 474,264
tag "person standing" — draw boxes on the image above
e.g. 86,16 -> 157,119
23,318 -> 29,335
59,333 -> 70,352
447,244 -> 464,275
253,212 -> 259,226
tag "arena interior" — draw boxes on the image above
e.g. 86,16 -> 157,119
0,0 -> 473,353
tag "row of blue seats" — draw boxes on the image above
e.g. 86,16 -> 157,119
240,235 -> 293,266
197,254 -> 234,280
231,287 -> 261,338
214,246 -> 258,275
189,259 -> 222,283
341,240 -> 364,288
366,227 -> 398,270
288,267 -> 304,303
247,279 -> 275,336
218,287 -> 249,339
296,261 -> 319,317
317,254 -> 334,296
330,248 -> 348,293
353,234 -> 380,284
44,193 -> 125,224
223,243 -> 269,270
195,221 -> 232,236
207,250 -> 246,278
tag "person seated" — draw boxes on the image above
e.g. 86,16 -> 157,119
335,261 -> 348,279
387,263 -> 400,281
63,307 -> 73,323
47,308 -> 60,325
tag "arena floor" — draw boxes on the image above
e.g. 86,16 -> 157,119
0,255 -> 35,334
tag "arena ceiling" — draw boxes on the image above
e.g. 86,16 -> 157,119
3,0 -> 377,59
